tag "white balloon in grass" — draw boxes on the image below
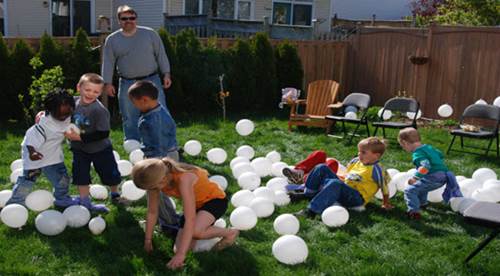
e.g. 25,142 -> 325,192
253,187 -> 275,202
378,109 -> 392,120
237,172 -> 261,190
10,159 -> 23,172
88,216 -> 106,235
193,238 -> 221,252
458,198 -> 477,214
249,197 -> 275,218
35,210 -> 66,235
236,145 -> 255,160
123,139 -> 141,153
266,151 -> 281,163
483,179 -> 500,189
386,168 -> 400,178
459,179 -> 482,198
207,148 -> 227,164
427,185 -> 445,203
472,168 -> 497,184
117,160 -> 133,177
232,162 -> 255,179
266,177 -> 288,192
406,110 -> 422,120
231,190 -> 256,207
438,104 -> 453,118
113,150 -> 120,161
0,204 -> 28,228
10,168 -> 23,184
25,190 -> 54,212
321,206 -> 349,227
475,99 -> 487,105
90,184 -> 108,200
274,191 -> 291,206
271,162 -> 288,177
449,197 -> 463,212
251,157 -> 272,177
121,180 -> 146,201
407,168 -> 417,175
235,119 -> 255,136
230,156 -> 250,170
183,140 -> 202,156
0,190 -> 13,208
274,214 -> 300,235
230,206 -> 258,230
456,175 -> 467,183
209,175 -> 228,191
472,187 -> 500,203
494,96 -> 500,107
129,149 -> 144,164
63,205 -> 91,228
375,180 -> 397,199
272,235 -> 308,265
345,112 -> 357,120
214,218 -> 227,228
392,172 -> 411,191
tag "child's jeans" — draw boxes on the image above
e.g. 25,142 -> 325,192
294,150 -> 339,182
306,164 -> 364,214
404,171 -> 447,213
7,162 -> 72,206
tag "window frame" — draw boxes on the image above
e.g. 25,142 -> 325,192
183,0 -> 254,20
271,0 -> 314,27
49,0 -> 95,36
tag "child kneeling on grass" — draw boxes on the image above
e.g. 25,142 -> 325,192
290,137 -> 393,217
132,158 -> 239,270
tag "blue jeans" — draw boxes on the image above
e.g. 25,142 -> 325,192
404,172 -> 447,213
306,164 -> 365,214
7,162 -> 72,205
118,74 -> 167,141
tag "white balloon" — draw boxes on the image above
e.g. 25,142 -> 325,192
378,109 -> 392,120
232,162 -> 255,179
121,180 -> 146,201
450,197 -> 463,212
123,139 -> 141,153
117,160 -> 133,177
66,123 -> 81,135
407,168 -> 417,175
391,172 -> 411,192
253,187 -> 275,202
272,235 -> 308,265
0,204 -> 28,228
214,218 -> 227,228
472,168 -> 497,184
274,190 -> 291,206
386,168 -> 400,178
129,149 -> 144,164
88,216 -> 106,235
26,190 -> 54,212
274,214 -> 300,235
113,150 -> 120,162
90,184 -> 108,200
35,210 -> 66,235
271,162 -> 288,177
193,237 -> 221,252
493,96 -> 500,107
375,180 -> 397,199
0,190 -> 13,208
10,159 -> 23,172
458,198 -> 477,214
266,177 -> 288,192
456,175 -> 467,182
209,175 -> 228,191
184,140 -> 202,156
230,206 -> 258,230
237,172 -> 261,190
483,179 -> 500,189
475,99 -> 487,105
250,157 -> 272,177
266,151 -> 282,163
207,148 -> 227,164
230,156 -> 250,170
321,206 -> 349,227
437,104 -> 453,118
10,168 -> 23,184
345,112 -> 357,119
236,145 -> 255,160
235,119 -> 255,136
472,187 -> 500,203
427,185 -> 445,203
406,110 -> 422,120
459,179 -> 482,198
63,205 -> 91,228
249,197 -> 274,218
231,190 -> 256,207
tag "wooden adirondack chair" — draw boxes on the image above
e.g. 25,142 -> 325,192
288,80 -> 340,133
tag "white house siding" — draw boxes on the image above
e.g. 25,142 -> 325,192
112,0 -> 164,30
315,0 -> 330,32
254,0 -> 271,22
332,0 -> 411,20
6,0 -> 51,37
167,0 -> 183,15
96,0 -> 112,29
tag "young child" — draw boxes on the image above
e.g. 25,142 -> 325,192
7,89 -> 78,208
283,150 -> 339,184
292,137 -> 393,217
132,158 -> 239,270
65,73 -> 122,212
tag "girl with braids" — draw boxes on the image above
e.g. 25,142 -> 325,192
132,158 -> 239,270
6,89 -> 79,208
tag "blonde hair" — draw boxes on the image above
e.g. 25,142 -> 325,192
358,137 -> 387,155
117,5 -> 137,18
131,158 -> 197,190
398,127 -> 421,144
78,73 -> 104,86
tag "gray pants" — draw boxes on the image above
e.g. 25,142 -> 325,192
157,150 -> 180,226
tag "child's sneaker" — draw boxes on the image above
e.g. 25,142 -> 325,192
287,191 -> 309,203
294,208 -> 316,218
80,196 -> 109,213
110,192 -> 131,206
54,196 -> 79,208
282,168 -> 304,184
349,205 -> 366,212
407,211 -> 421,220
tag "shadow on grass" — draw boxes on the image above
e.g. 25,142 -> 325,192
193,245 -> 259,276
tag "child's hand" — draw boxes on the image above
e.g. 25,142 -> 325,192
382,203 -> 394,210
64,129 -> 81,141
144,239 -> 153,253
167,254 -> 185,270
35,111 -> 45,123
29,150 -> 44,161
408,178 -> 417,185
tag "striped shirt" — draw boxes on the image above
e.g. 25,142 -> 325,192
345,157 -> 390,204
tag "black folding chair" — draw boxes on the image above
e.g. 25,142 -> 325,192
463,201 -> 500,263
372,97 -> 420,139
326,93 -> 371,144
447,104 -> 500,157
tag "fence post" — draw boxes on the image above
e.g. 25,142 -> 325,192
263,16 -> 271,36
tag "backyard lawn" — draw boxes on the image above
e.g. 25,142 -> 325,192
0,114 -> 499,275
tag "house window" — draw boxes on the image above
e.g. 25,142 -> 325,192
185,0 -> 210,15
237,1 -> 252,20
0,0 -> 4,35
51,0 -> 93,36
272,0 -> 313,26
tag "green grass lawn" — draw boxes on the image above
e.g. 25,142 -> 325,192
1,114 -> 499,275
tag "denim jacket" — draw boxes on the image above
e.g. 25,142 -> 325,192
139,104 -> 177,158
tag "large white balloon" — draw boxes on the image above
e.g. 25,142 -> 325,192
214,218 -> 227,228
117,160 -> 133,177
121,180 -> 146,201
494,96 -> 500,107
249,197 -> 274,218
458,198 -> 477,214
274,214 -> 300,235
391,172 -> 411,191
237,172 -> 261,190
456,175 -> 467,182
378,109 -> 392,120
90,184 -> 108,200
26,190 -> 54,212
113,150 -> 121,162
386,168 -> 400,178
230,156 -> 250,170
472,168 -> 497,184
472,187 -> 500,203
10,159 -> 23,172
88,216 -> 106,235
272,235 -> 308,265
266,177 -> 288,192
375,180 -> 397,199
231,190 -> 256,207
274,191 -> 291,206
123,139 -> 141,153
129,149 -> 144,164
193,238 -> 221,252
35,210 -> 67,235
236,145 -> 255,160
230,206 -> 258,230
475,99 -> 487,105
10,168 -> 23,184
235,119 -> 255,136
271,162 -> 288,177
266,151 -> 281,163
0,190 -> 13,208
232,162 -> 255,179
209,175 -> 228,191
449,197 -> 463,212
184,140 -> 202,156
459,179 -> 483,198
1,204 -> 29,228
483,179 -> 500,189
345,112 -> 357,120
63,205 -> 91,228
321,206 -> 349,227
437,104 -> 453,118
251,157 -> 272,177
406,110 -> 422,120
427,185 -> 445,203
207,148 -> 227,164
253,187 -> 275,202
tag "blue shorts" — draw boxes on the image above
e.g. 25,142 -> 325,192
71,146 -> 121,186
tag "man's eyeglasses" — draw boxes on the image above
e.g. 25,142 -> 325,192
120,16 -> 136,21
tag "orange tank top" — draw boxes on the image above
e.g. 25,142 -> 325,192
161,168 -> 226,209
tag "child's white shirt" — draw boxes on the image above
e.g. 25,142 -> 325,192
21,114 -> 70,170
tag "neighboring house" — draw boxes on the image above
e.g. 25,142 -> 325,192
1,1 -> 4,35
332,0 -> 412,20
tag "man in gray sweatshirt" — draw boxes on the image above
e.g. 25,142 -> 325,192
101,5 -> 173,142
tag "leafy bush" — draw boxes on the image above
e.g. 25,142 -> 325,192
275,40 -> 303,92
0,33 -> 12,120
10,40 -> 35,120
66,28 -> 100,87
251,33 -> 277,111
226,38 -> 256,113
38,33 -> 65,72
366,106 -> 382,122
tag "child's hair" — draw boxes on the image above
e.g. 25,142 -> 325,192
358,137 -> 387,155
44,88 -> 75,116
117,5 -> 137,18
128,80 -> 159,100
132,158 -> 197,190
398,127 -> 421,144
78,73 -> 104,86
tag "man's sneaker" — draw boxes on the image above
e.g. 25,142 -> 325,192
294,208 -> 316,218
407,211 -> 421,220
349,205 -> 366,212
282,168 -> 304,184
54,196 -> 79,208
80,196 -> 109,213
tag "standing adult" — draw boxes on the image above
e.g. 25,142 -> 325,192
102,5 -> 173,141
